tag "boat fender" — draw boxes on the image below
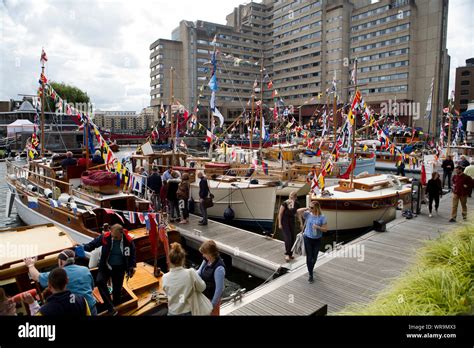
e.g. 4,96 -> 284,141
26,184 -> 37,192
224,206 -> 235,221
44,188 -> 53,199
58,194 -> 72,205
53,187 -> 61,200
250,179 -> 259,185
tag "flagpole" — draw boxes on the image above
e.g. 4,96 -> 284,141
350,59 -> 358,190
85,120 -> 90,169
41,64 -> 45,157
250,86 -> 255,159
447,113 -> 452,157
169,66 -> 175,166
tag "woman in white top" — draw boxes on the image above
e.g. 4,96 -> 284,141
162,243 -> 206,316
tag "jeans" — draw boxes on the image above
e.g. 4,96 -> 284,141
428,194 -> 440,214
96,265 -> 126,312
199,199 -> 208,224
168,199 -> 180,219
303,236 -> 321,279
443,171 -> 452,189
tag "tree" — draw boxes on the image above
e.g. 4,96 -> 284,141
46,81 -> 90,113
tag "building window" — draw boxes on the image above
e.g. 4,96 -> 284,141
461,80 -> 470,86
460,90 -> 469,95
461,71 -> 471,77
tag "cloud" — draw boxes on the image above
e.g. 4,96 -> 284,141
447,0 -> 474,93
3,0 -> 467,113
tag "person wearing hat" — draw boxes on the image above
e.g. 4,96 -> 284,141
449,165 -> 473,222
24,249 -> 97,315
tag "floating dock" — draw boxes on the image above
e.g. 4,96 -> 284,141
173,214 -> 305,279
221,192 -> 472,315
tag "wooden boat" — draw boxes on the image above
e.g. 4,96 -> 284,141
190,175 -> 278,229
5,159 -> 181,261
309,174 -> 412,232
0,223 -> 168,316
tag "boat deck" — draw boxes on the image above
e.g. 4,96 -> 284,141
222,192 -> 473,315
172,214 -> 305,279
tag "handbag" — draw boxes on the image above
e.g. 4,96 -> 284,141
291,219 -> 308,256
188,269 -> 213,316
202,180 -> 214,208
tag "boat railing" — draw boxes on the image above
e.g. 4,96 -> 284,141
6,159 -> 73,194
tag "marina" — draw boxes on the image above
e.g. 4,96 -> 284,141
0,3 -> 473,348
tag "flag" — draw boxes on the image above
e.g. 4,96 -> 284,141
27,197 -> 39,209
208,75 -> 218,92
421,162 -> 427,185
124,211 -> 136,224
348,90 -> 361,125
267,80 -> 273,89
339,158 -> 356,179
137,212 -> 146,224
206,129 -> 213,143
363,144 -> 368,152
40,48 -> 48,65
262,161 -> 269,175
213,107 -> 224,127
318,174 -> 325,191
350,60 -> 356,85
331,70 -> 337,92
144,213 -> 150,230
424,77 -> 434,120
148,211 -> 159,257
211,35 -> 217,46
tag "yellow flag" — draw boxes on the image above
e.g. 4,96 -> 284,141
318,174 -> 325,191
348,110 -> 354,125
116,162 -> 122,173
363,144 -> 368,152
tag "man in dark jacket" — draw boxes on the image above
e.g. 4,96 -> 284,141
441,155 -> 454,189
82,224 -> 136,315
61,151 -> 77,169
37,268 -> 90,316
147,167 -> 162,210
449,166 -> 473,222
198,171 -> 209,225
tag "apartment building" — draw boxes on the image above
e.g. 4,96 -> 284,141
150,0 -> 449,134
93,108 -> 158,133
454,58 -> 474,113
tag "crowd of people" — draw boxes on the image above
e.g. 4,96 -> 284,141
1,221 -> 226,316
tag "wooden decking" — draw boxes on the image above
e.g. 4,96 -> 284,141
172,214 -> 305,279
222,192 -> 473,315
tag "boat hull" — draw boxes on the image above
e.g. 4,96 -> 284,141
190,181 -> 277,228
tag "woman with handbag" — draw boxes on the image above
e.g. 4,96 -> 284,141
297,201 -> 328,283
278,191 -> 300,261
162,243 -> 210,316
197,240 -> 226,316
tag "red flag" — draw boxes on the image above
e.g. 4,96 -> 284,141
148,212 -> 159,257
40,49 -> 48,65
158,225 -> 169,266
421,162 -> 427,185
339,158 -> 357,179
267,81 -> 273,89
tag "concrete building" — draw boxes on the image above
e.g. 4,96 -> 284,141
454,58 -> 474,113
93,108 -> 158,133
150,0 -> 449,134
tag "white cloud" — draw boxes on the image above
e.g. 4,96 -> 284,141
1,0 -> 472,112
447,0 -> 474,94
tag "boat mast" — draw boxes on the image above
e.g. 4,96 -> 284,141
85,119 -> 89,169
333,81 -> 337,145
169,66 -> 175,165
349,58 -> 358,190
446,112 -> 452,157
40,62 -> 45,157
249,82 -> 255,161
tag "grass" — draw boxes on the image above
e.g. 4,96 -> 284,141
337,223 -> 474,315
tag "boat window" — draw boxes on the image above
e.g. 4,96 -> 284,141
109,198 -> 129,211
67,217 -> 71,224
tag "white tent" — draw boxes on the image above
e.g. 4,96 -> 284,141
7,119 -> 35,137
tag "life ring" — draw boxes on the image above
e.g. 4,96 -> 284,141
344,201 -> 350,207
372,200 -> 379,209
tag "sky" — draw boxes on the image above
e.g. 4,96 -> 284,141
0,0 -> 473,112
